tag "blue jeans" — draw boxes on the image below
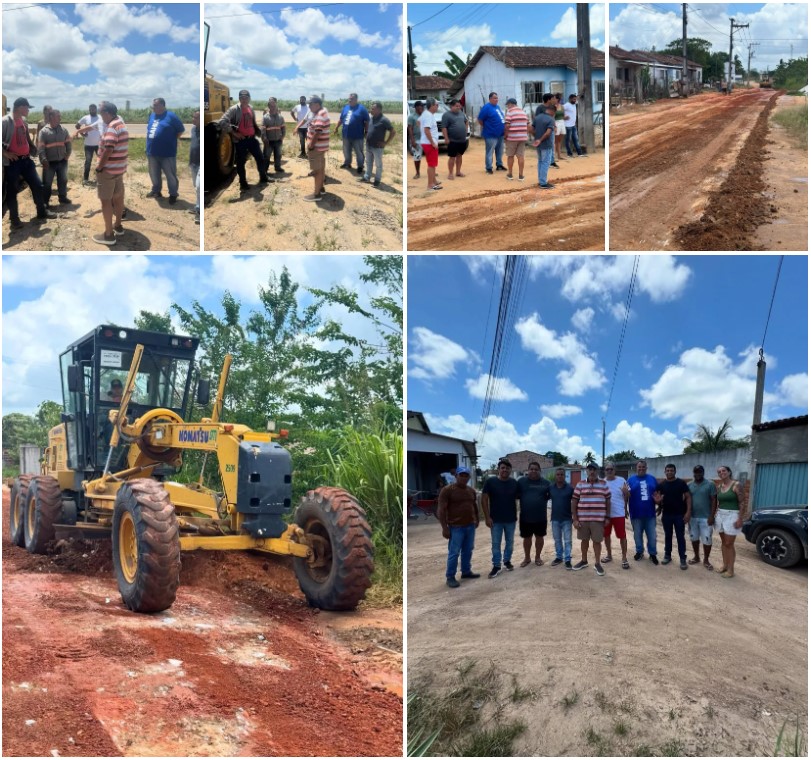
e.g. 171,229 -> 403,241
447,524 -> 476,578
631,517 -> 657,556
342,136 -> 364,169
5,155 -> 46,221
662,514 -> 687,561
42,159 -> 69,203
491,521 -> 515,566
147,154 -> 179,196
536,146 -> 553,185
364,146 -> 384,182
484,135 -> 504,171
565,126 -> 582,156
235,136 -> 267,184
551,520 -> 573,562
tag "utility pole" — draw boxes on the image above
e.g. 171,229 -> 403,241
747,42 -> 759,87
681,3 -> 689,96
576,3 -> 594,152
728,17 -> 749,93
407,25 -> 416,99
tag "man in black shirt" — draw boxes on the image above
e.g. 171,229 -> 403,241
654,464 -> 692,569
481,458 -> 519,578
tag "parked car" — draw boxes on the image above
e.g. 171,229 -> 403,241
742,506 -> 808,568
407,100 -> 471,149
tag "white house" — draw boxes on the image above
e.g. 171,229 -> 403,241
406,411 -> 478,492
409,75 -> 455,102
610,46 -> 703,101
448,45 -> 605,129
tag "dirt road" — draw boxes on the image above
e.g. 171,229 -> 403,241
2,137 -> 199,252
204,116 -> 402,252
407,138 -> 605,251
2,487 -> 402,757
407,517 -> 807,756
609,89 -> 788,251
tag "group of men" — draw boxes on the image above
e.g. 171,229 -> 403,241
3,96 -> 199,243
408,91 -> 585,192
437,458 -> 747,588
218,91 -> 396,203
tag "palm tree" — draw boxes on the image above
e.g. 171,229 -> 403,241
432,51 -> 470,81
682,419 -> 749,453
584,451 -> 597,465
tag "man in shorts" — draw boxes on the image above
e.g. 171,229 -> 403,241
440,99 -> 469,181
418,98 -> 441,191
407,100 -> 424,179
688,465 -> 718,570
602,464 -> 630,568
503,97 -> 529,181
517,461 -> 551,566
93,101 -> 128,246
571,462 -> 610,576
481,458 -> 519,578
305,95 -> 330,201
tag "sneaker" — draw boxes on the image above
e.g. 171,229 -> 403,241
486,168 -> 493,174
504,561 -> 514,571
298,152 -> 307,159
9,219 -> 24,231
565,561 -> 572,570
539,183 -> 555,189
595,563 -> 605,577
550,557 -> 564,567
357,167 -> 365,175
551,162 -> 560,168
303,193 -> 323,202
168,195 -> 178,204
36,209 -> 58,220
488,565 -> 501,579
373,179 -> 381,187
518,175 -> 525,181
680,560 -> 688,570
258,175 -> 270,184
572,560 -> 588,571
359,176 -> 370,182
461,572 -> 481,579
506,173 -> 514,180
634,551 -> 644,561
113,224 -> 125,236
146,190 -> 162,198
496,165 -> 507,171
92,232 -> 116,246
121,208 -> 128,219
58,197 -> 71,204
446,576 -> 460,588
650,555 -> 659,566
662,556 -> 672,565
339,163 -> 351,169
239,183 -> 251,192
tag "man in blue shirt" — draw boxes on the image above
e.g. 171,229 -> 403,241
146,97 -> 185,203
624,460 -> 660,564
334,92 -> 369,175
476,92 -> 506,174
548,467 -> 575,568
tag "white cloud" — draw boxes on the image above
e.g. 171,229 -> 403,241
412,23 -> 495,74
571,307 -> 594,332
515,313 -> 607,397
777,373 -> 808,409
379,4 -> 390,12
539,403 -> 582,418
607,420 -> 683,458
409,327 -> 477,381
609,302 -> 632,322
281,7 -> 393,49
465,373 -> 528,401
550,4 -> 606,48
74,4 -> 197,44
463,254 -> 504,280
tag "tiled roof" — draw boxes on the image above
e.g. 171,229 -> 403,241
479,45 -> 605,70
412,75 -> 455,90
752,415 -> 808,432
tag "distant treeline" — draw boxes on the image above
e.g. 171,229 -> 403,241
250,99 -> 403,113
27,106 -> 200,123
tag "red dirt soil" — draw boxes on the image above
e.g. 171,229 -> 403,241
2,487 -> 402,757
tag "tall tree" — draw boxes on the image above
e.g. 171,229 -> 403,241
682,419 -> 749,453
407,51 -> 421,77
606,449 -> 637,463
134,310 -> 173,333
584,451 -> 597,465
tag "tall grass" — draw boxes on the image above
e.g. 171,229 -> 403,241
327,428 -> 403,604
773,104 -> 808,150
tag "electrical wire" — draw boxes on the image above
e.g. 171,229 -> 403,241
409,3 -> 453,28
759,256 -> 784,354
604,255 -> 639,419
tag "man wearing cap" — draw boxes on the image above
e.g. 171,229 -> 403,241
2,97 -> 57,230
407,100 -> 424,179
481,458 -> 519,578
438,466 -> 481,588
476,91 -> 506,174
305,95 -> 330,202
107,379 -> 124,403
146,97 -> 185,203
218,90 -> 270,192
291,95 -> 311,158
503,96 -> 529,181
688,465 -> 717,570
571,462 -> 611,576
334,93 -> 369,174
38,108 -> 72,207
76,104 -> 102,184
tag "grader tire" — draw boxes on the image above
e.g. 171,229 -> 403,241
23,476 -> 62,554
112,479 -> 180,613
10,474 -> 33,547
293,487 -> 374,611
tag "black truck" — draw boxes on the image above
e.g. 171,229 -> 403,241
742,507 -> 808,568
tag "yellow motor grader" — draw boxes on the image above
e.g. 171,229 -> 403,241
203,21 -> 235,189
9,325 -> 373,613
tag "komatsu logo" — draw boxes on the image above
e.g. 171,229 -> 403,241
179,428 -> 217,443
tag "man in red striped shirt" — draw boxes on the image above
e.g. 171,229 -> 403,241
503,97 -> 529,181
305,95 -> 330,202
93,101 -> 128,246
571,463 -> 611,576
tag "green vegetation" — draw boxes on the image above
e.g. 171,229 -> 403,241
29,106 -> 199,124
585,726 -> 614,756
560,691 -> 580,710
772,57 -> 808,92
408,661 -> 529,756
682,418 -> 749,453
253,99 -> 403,115
774,716 -> 807,757
773,103 -> 808,151
660,738 -> 685,756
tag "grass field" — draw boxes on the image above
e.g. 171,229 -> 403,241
28,106 -> 199,124
773,103 -> 808,150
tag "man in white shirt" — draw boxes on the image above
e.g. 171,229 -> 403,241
602,464 -> 629,568
291,95 -> 312,158
75,103 -> 102,184
563,94 -> 585,157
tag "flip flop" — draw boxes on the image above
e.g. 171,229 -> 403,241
602,556 -> 612,563
520,559 -> 532,568
704,562 -> 714,571
688,557 -> 701,565
535,558 -> 544,566
716,566 -> 727,574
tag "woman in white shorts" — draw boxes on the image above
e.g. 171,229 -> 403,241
714,466 -> 746,578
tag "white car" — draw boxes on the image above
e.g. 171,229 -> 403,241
407,99 -> 471,150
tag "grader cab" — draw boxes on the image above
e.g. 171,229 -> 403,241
10,325 -> 373,613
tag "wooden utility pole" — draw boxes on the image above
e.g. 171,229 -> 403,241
576,3 -> 594,152
681,3 -> 689,96
728,17 -> 749,92
407,25 -> 416,99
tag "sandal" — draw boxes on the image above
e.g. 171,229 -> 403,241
602,556 -> 612,563
520,558 -> 531,568
688,557 -> 701,565
716,566 -> 727,574
704,561 -> 714,571
535,558 -> 544,566
622,559 -> 630,569
431,184 -> 443,191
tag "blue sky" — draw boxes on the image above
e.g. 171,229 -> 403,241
610,3 -> 808,74
205,3 -> 403,100
2,3 -> 200,110
408,3 -> 605,75
2,254 -> 393,416
407,255 -> 808,467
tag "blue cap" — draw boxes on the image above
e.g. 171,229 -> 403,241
456,466 -> 471,475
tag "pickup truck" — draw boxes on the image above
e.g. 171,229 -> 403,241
742,506 -> 808,568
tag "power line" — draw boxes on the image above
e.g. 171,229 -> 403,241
409,4 -> 453,28
759,256 -> 784,354
604,255 -> 640,418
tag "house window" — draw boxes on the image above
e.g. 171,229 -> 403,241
549,80 -> 565,96
522,81 -> 545,104
616,66 -> 624,81
595,81 -> 605,103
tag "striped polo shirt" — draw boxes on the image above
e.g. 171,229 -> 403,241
504,105 -> 529,142
100,117 -> 129,175
307,108 -> 330,152
573,479 -> 610,521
